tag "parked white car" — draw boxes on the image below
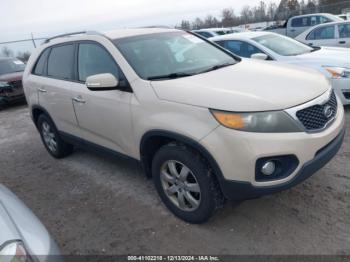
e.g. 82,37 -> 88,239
23,28 -> 344,223
264,13 -> 342,38
211,31 -> 350,105
295,21 -> 350,48
338,13 -> 350,20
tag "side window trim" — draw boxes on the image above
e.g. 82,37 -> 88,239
31,48 -> 50,76
75,40 -> 132,92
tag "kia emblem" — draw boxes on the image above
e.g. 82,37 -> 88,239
323,105 -> 333,119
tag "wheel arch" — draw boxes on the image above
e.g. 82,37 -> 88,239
31,105 -> 52,127
140,130 -> 225,185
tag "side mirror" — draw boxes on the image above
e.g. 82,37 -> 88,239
251,53 -> 268,61
86,73 -> 119,91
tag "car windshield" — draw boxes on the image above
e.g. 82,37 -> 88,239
0,58 -> 25,75
253,34 -> 314,56
113,31 -> 237,80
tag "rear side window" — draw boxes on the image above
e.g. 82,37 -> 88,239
33,49 -> 50,76
78,43 -> 119,82
47,44 -> 75,80
339,24 -> 350,38
307,25 -> 335,40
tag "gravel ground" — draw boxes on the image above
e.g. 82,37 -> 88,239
0,104 -> 350,255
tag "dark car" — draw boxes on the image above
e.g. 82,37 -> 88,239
0,57 -> 26,108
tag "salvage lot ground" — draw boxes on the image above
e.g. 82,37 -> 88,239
1,104 -> 350,255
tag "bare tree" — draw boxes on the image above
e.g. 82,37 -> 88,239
203,15 -> 220,28
267,2 -> 278,21
191,17 -> 204,30
221,8 -> 236,27
180,20 -> 191,30
241,5 -> 253,24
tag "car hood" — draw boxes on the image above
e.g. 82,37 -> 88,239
0,202 -> 21,246
294,47 -> 350,67
0,185 -> 61,257
0,71 -> 23,82
151,60 -> 329,112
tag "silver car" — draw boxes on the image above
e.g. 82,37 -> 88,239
0,185 -> 61,261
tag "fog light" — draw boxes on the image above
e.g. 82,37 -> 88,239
261,161 -> 276,176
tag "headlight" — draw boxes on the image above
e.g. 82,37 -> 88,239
210,109 -> 302,133
323,66 -> 350,78
0,81 -> 9,87
0,241 -> 31,262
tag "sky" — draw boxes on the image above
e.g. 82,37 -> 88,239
0,0 -> 267,53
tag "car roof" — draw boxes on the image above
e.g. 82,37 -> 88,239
307,20 -> 350,28
291,13 -> 341,19
209,31 -> 271,41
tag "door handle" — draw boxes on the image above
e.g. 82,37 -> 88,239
38,87 -> 47,93
72,96 -> 86,104
308,43 -> 314,46
339,41 -> 346,44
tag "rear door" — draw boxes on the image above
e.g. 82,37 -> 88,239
70,41 -> 134,155
37,43 -> 80,136
304,25 -> 337,47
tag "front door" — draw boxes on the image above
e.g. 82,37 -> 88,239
71,42 -> 134,156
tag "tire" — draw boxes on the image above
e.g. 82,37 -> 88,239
152,143 -> 224,224
37,114 -> 73,158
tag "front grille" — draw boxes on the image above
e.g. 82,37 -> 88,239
296,90 -> 337,131
9,80 -> 22,89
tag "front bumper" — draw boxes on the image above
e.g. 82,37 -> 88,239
220,128 -> 345,200
332,78 -> 350,105
200,96 -> 345,200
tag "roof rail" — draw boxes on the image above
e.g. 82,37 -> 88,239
43,31 -> 105,44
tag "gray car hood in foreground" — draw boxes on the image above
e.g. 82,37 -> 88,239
0,185 -> 61,259
151,60 -> 329,112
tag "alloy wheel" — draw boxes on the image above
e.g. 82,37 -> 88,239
42,122 -> 58,153
160,160 -> 201,211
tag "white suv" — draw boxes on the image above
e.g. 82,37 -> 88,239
23,28 -> 345,223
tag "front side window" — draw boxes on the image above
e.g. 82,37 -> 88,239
114,32 -> 237,80
224,40 -> 263,58
292,17 -> 309,27
0,58 -> 25,75
253,34 -> 313,56
78,43 -> 119,82
339,23 -> 350,38
47,44 -> 75,80
307,25 -> 335,40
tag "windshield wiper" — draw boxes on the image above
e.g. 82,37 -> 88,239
197,62 -> 235,74
147,72 -> 193,80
